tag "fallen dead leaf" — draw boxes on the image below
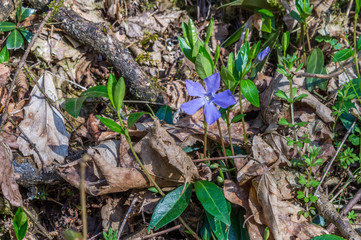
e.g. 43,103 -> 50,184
0,63 -> 10,86
17,73 -> 70,169
0,139 -> 22,206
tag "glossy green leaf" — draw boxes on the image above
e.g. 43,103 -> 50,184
236,42 -> 249,77
275,90 -> 289,100
194,180 -> 231,226
96,115 -> 124,134
127,112 -> 146,128
282,31 -> 290,56
332,49 -> 353,62
148,183 -> 192,231
249,41 -> 261,61
192,39 -> 201,58
222,24 -> 245,48
0,46 -> 9,63
311,235 -> 345,240
113,77 -> 126,112
289,11 -> 301,23
306,48 -> 327,91
182,22 -> 189,46
241,79 -> 260,107
6,30 -> 24,49
156,105 -> 173,124
107,73 -> 117,108
13,207 -> 28,240
205,18 -> 214,45
200,216 -> 212,240
81,85 -> 109,98
219,0 -> 272,10
196,54 -> 213,79
16,7 -> 36,22
188,19 -> 197,48
231,114 -> 246,123
64,96 -> 87,118
19,29 -> 33,43
221,66 -> 237,92
206,211 -> 229,240
0,22 -> 16,32
228,207 -> 250,240
178,36 -> 194,63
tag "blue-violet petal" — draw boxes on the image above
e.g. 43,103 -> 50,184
181,97 -> 205,115
213,90 -> 237,108
204,101 -> 221,125
204,73 -> 220,94
185,80 -> 206,97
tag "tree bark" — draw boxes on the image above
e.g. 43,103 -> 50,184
29,0 -> 164,103
0,0 -> 16,22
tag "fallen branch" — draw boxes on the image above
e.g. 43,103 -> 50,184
30,0 -> 164,103
316,193 -> 361,240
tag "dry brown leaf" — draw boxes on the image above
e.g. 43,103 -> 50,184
87,113 -> 101,142
252,173 -> 328,239
0,63 -> 10,86
17,73 -> 70,169
0,86 -> 8,113
0,122 -> 19,149
237,135 -> 279,184
0,140 -> 22,206
15,70 -> 28,100
101,197 -> 124,232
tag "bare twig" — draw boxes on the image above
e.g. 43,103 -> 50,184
314,120 -> 356,197
293,57 -> 357,79
142,224 -> 182,239
327,187 -> 361,232
0,0 -> 61,129
117,197 -> 138,240
80,154 -> 89,240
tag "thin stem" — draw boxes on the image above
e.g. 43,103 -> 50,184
216,119 -> 227,157
226,110 -> 235,156
178,217 -> 202,240
238,95 -> 248,146
80,154 -> 89,240
288,77 -> 299,153
203,119 -> 208,158
305,19 -> 311,52
145,103 -> 156,117
301,23 -> 306,65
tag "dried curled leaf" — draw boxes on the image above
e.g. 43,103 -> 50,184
0,63 -> 10,86
15,70 -> 28,100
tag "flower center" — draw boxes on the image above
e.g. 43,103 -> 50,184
205,93 -> 214,102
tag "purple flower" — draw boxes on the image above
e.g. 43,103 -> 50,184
181,73 -> 237,125
256,46 -> 270,62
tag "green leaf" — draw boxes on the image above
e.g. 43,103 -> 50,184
222,24 -> 245,48
311,235 -> 345,240
306,48 -> 327,91
195,53 -> 213,79
249,41 -> 261,60
96,115 -> 124,134
82,85 -> 109,98
278,118 -> 289,125
188,19 -> 197,48
357,0 -> 361,14
282,31 -> 290,56
64,96 -> 87,118
332,49 -> 353,62
289,11 -> 301,23
275,90 -> 289,100
205,18 -> 214,46
156,105 -> 173,124
17,7 -> 36,22
221,66 -> 237,92
236,42 -> 249,77
357,37 -> 361,52
214,45 -> 220,69
192,39 -> 202,58
182,22 -> 189,46
107,73 -> 116,108
6,30 -> 24,49
0,46 -> 9,63
205,211 -> 229,240
19,29 -> 33,43
200,217 -> 212,240
0,22 -> 16,32
113,77 -> 126,112
194,180 -> 231,226
127,112 -> 146,128
148,184 -> 192,231
231,114 -> 246,123
13,207 -> 28,240
227,52 -> 235,75
178,36 -> 194,63
241,79 -> 260,107
294,93 -> 308,101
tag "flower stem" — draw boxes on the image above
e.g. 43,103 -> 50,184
238,95 -> 248,147
226,110 -> 235,156
203,119 -> 208,158
288,77 -> 299,154
216,119 -> 227,158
